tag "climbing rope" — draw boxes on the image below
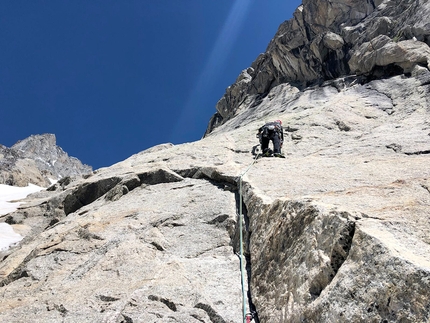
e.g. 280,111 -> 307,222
238,152 -> 260,323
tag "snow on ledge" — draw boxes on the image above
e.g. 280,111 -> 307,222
48,178 -> 58,185
0,223 -> 24,251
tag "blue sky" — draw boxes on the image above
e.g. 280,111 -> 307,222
0,1 -> 301,169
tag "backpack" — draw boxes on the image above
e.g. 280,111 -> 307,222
260,122 -> 281,136
266,124 -> 276,131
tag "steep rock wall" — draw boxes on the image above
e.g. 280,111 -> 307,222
1,1 -> 430,322
1,67 -> 429,322
206,0 -> 430,134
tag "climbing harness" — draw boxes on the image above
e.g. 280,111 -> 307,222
237,152 -> 259,323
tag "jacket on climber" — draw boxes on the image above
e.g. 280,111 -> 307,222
257,120 -> 284,157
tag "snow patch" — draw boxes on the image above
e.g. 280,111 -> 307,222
48,178 -> 58,185
0,183 -> 43,216
0,223 -> 23,251
0,183 -> 44,251
36,156 -> 50,166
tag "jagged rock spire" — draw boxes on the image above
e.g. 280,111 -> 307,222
0,134 -> 92,187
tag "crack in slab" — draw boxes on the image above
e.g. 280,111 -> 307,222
66,238 -> 120,281
405,150 -> 430,155
421,184 -> 430,194
148,295 -> 177,312
194,302 -> 226,323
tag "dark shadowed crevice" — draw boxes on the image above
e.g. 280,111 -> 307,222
245,253 -> 260,323
137,168 -> 183,185
330,221 -> 355,275
234,191 -> 260,322
174,167 -> 237,192
421,184 -> 430,195
0,249 -> 39,287
386,143 -> 402,153
63,168 -> 186,215
366,63 -> 405,81
120,314 -> 133,323
148,295 -> 177,312
405,150 -> 430,155
51,304 -> 68,317
63,177 -> 122,215
321,45 -> 351,80
173,167 -> 201,178
194,303 -> 226,323
98,295 -> 120,302
206,214 -> 230,225
176,165 -> 259,321
309,220 -> 356,299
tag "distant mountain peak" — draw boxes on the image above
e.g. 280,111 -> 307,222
0,133 -> 92,187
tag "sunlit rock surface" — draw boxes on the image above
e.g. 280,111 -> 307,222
206,0 -> 430,133
1,0 -> 430,322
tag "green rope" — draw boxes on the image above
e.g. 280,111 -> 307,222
238,153 -> 259,322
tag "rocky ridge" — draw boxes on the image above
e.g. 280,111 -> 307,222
206,0 -> 430,134
0,0 -> 430,322
0,134 -> 92,187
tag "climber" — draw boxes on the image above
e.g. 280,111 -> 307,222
257,120 -> 285,158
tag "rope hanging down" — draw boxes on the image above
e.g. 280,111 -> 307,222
238,152 -> 259,323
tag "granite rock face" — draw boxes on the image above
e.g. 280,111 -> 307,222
0,144 -> 244,322
208,67 -> 430,322
206,0 -> 430,134
1,68 -> 429,322
1,1 -> 430,322
0,134 -> 92,187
